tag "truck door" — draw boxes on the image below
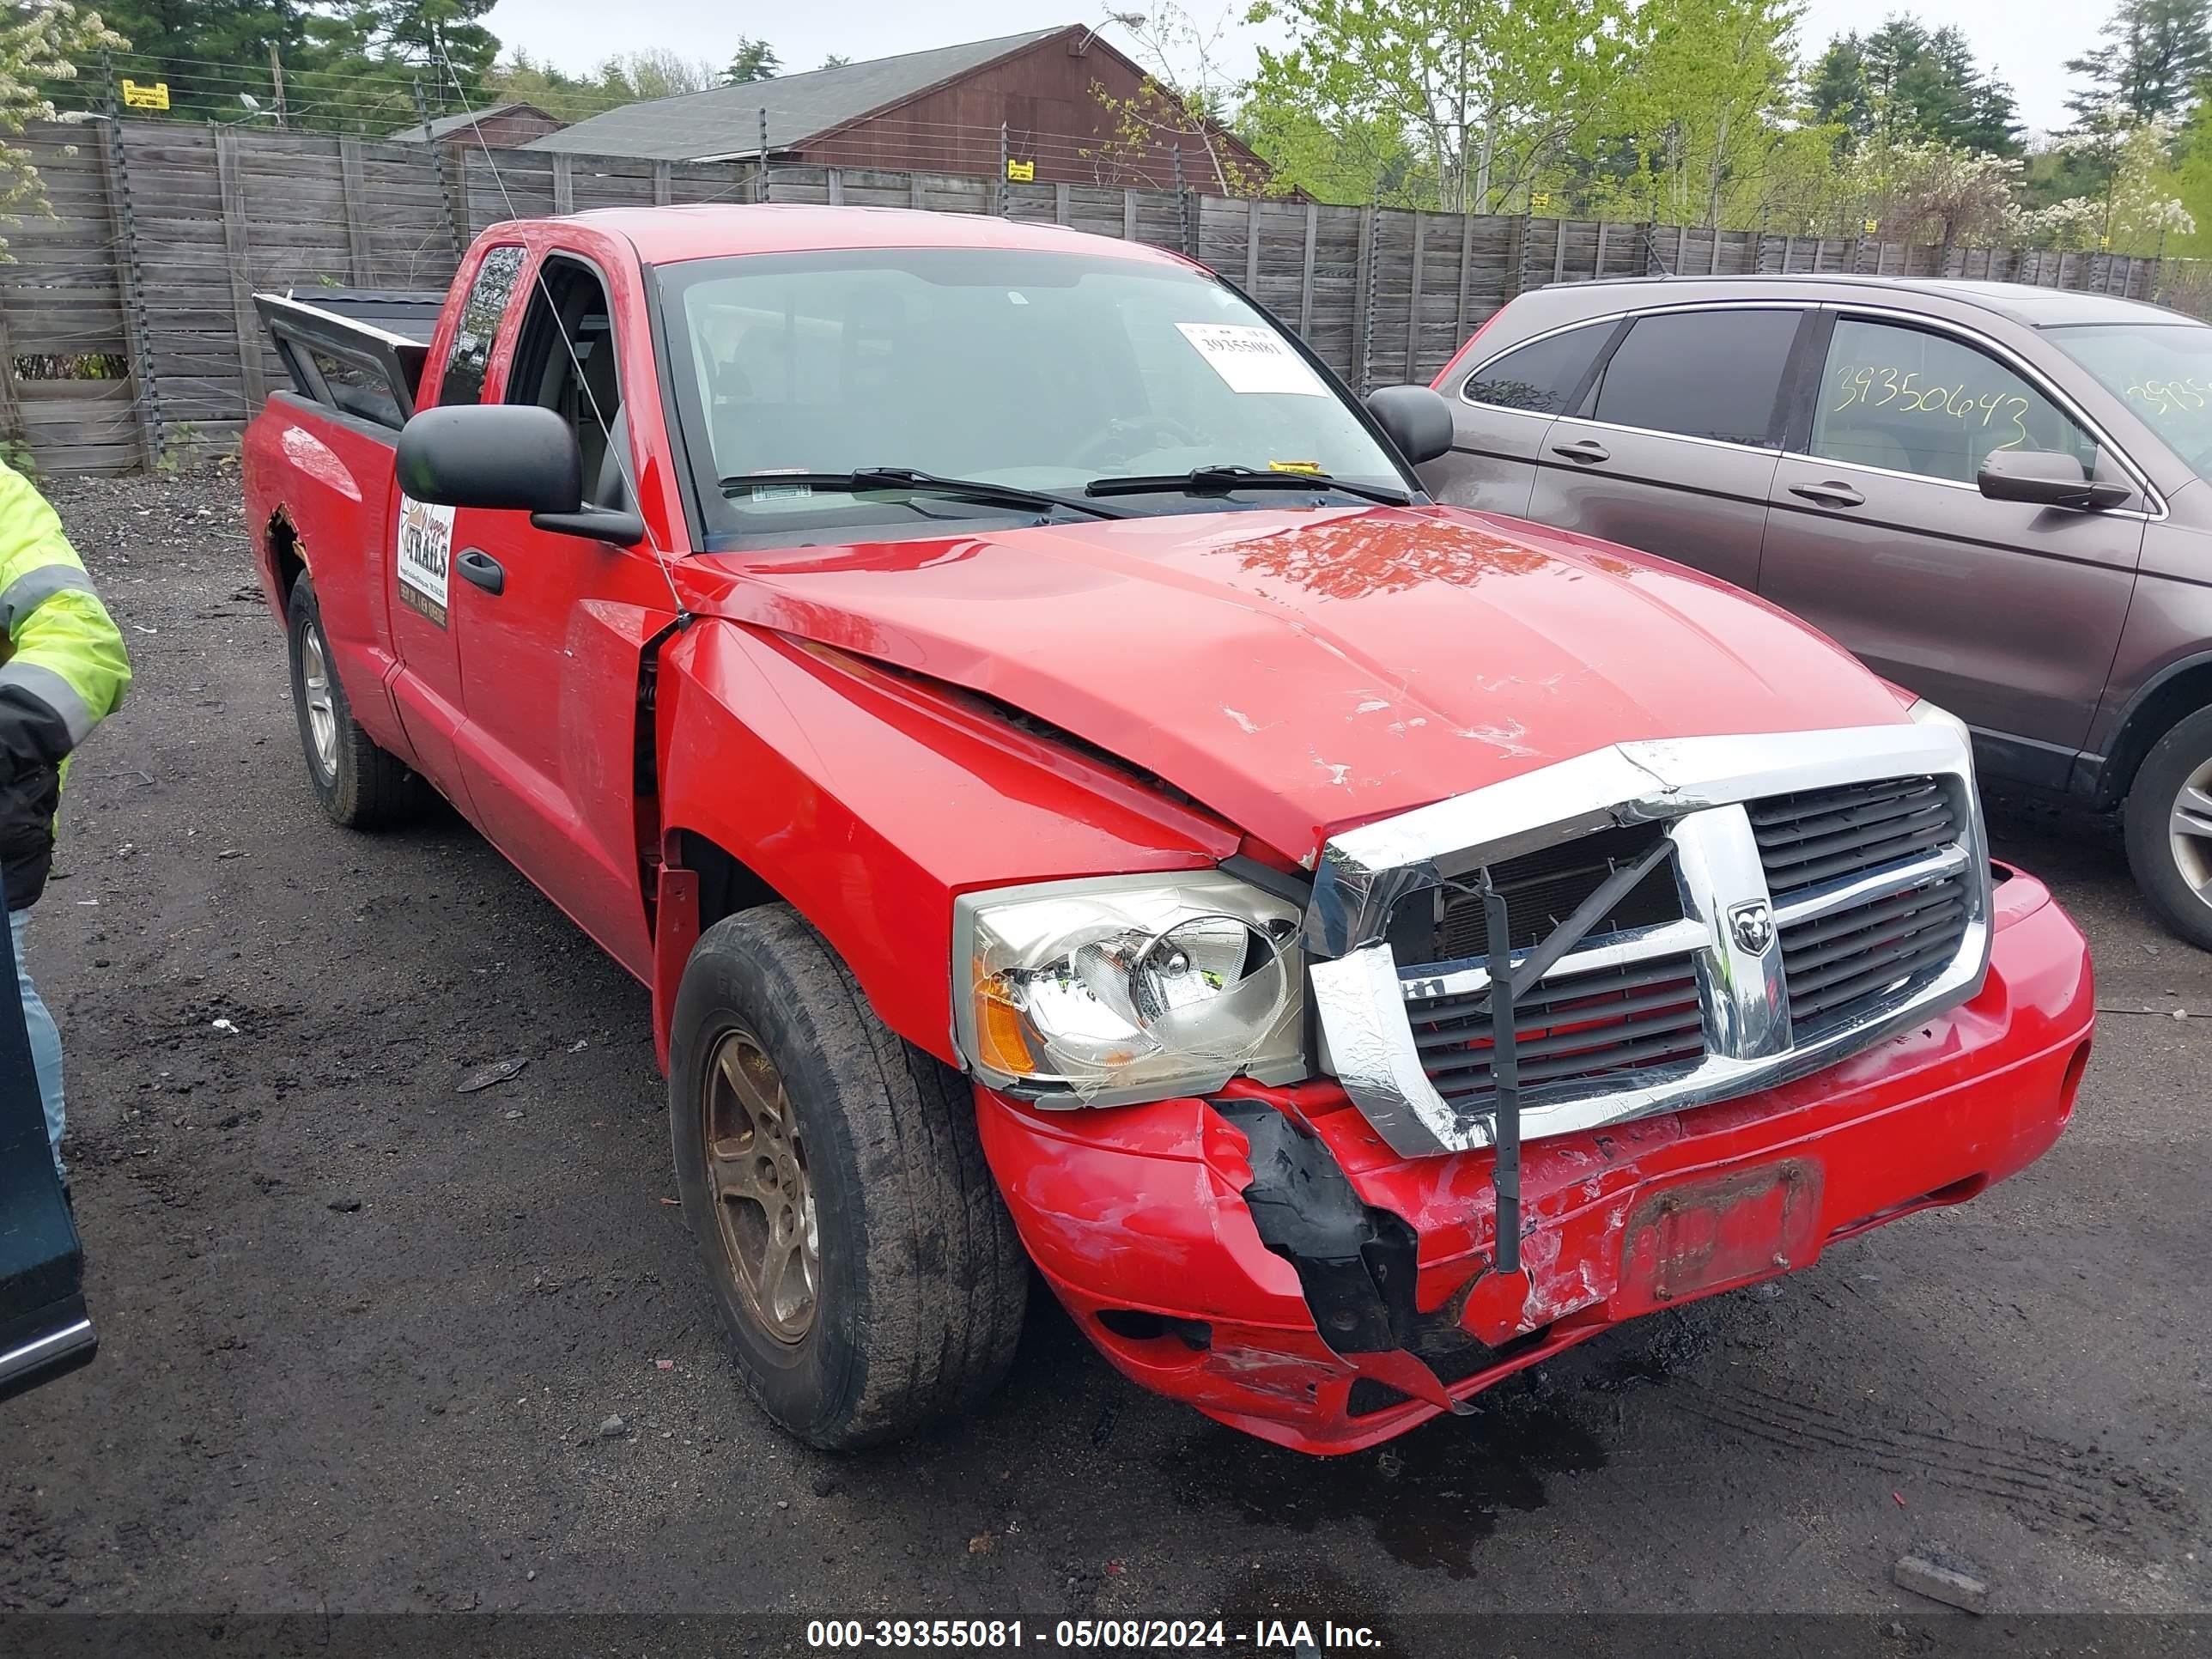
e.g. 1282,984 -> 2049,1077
385,242 -> 527,815
445,252 -> 680,980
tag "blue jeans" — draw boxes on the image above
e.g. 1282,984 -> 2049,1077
9,907 -> 64,1176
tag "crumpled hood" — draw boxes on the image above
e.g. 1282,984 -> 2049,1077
688,505 -> 1907,862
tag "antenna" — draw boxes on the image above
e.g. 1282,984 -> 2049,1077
434,50 -> 690,627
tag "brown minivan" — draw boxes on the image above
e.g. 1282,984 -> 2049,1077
1420,274 -> 2212,947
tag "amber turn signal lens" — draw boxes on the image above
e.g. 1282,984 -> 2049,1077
975,979 -> 1036,1076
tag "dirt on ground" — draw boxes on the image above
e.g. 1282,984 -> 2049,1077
1,468 -> 2207,1644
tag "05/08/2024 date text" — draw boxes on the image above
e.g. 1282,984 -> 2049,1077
806,1619 -> 1385,1651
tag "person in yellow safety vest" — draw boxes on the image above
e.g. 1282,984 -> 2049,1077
1,460 -> 130,1182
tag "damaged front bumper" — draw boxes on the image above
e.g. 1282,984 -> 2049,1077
974,864 -> 2094,1454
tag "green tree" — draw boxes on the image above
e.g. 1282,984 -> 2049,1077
88,0 -> 319,123
1583,0 -> 1802,227
1243,0 -> 1629,212
1805,34 -> 1872,140
357,0 -> 500,109
2066,0 -> 2212,123
723,36 -> 779,84
3,3 -> 125,255
595,48 -> 716,101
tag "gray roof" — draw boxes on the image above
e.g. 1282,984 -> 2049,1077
1534,271 -> 2191,329
390,101 -> 541,143
524,27 -> 1071,161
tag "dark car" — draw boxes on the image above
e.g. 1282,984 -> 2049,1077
1422,273 -> 2212,947
0,977 -> 94,1403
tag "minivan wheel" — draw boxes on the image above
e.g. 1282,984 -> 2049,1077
668,904 -> 1028,1449
2124,705 -> 2212,951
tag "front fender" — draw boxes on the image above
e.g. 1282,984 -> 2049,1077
653,620 -> 1238,1065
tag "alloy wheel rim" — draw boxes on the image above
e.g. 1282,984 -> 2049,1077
301,623 -> 339,780
2168,754 -> 2212,908
701,1027 -> 819,1343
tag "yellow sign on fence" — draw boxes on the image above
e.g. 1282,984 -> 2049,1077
1006,158 -> 1035,182
120,79 -> 170,111
1863,218 -> 1880,235
1530,191 -> 1553,213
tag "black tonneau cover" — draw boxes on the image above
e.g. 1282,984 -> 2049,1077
255,287 -> 443,430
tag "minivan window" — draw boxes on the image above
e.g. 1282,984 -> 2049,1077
1813,318 -> 2102,486
2046,320 -> 2212,477
1462,323 -> 1611,414
1588,309 -> 1796,447
438,244 -> 526,408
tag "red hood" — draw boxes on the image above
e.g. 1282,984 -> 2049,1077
684,505 -> 1907,862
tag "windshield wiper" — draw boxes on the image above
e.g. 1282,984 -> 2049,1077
719,468 -> 1129,520
1083,465 -> 1410,507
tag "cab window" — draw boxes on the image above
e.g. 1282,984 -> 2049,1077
437,244 -> 526,408
1462,322 -> 1612,414
506,256 -> 629,508
1588,308 -> 1798,447
1811,318 -> 2105,485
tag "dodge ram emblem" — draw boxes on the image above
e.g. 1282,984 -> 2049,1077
1729,900 -> 1775,955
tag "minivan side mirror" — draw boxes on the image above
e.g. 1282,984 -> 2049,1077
1977,448 -> 2132,512
1364,384 -> 1455,466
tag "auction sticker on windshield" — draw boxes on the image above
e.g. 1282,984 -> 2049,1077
1176,322 -> 1326,397
396,494 -> 454,627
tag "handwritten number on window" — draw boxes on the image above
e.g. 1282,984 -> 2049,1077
1830,364 -> 2032,450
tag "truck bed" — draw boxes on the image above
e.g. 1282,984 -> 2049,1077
255,288 -> 444,430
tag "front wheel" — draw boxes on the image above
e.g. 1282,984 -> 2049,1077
2124,703 -> 2212,950
669,905 -> 1028,1449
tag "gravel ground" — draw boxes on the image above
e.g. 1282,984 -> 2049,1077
2,468 -> 2207,1641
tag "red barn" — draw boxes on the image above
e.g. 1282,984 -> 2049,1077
524,25 -> 1267,192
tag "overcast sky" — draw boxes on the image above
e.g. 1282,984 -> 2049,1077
481,0 -> 2091,137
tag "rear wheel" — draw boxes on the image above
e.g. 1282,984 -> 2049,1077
669,905 -> 1028,1449
2124,704 -> 2212,951
286,572 -> 422,829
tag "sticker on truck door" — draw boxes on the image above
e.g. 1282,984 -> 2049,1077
1174,322 -> 1327,397
395,494 -> 455,628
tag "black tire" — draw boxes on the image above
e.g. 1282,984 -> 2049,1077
2125,703 -> 2212,951
286,572 -> 422,829
669,904 -> 1028,1449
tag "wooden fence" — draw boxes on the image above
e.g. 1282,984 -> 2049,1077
0,118 -> 2183,475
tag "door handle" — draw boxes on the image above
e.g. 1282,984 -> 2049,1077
1788,480 -> 1866,508
1551,438 -> 1611,464
456,549 -> 504,596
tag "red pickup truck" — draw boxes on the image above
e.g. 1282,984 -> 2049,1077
240,206 -> 2095,1456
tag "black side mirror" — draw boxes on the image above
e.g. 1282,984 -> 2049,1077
1977,448 -> 2132,512
397,404 -> 583,515
1364,385 -> 1455,466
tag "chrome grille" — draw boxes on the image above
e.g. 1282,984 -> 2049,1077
1410,950 -> 1704,1110
1780,872 -> 1970,1040
1424,822 -> 1684,959
1305,725 -> 1992,1159
1749,775 -> 1958,902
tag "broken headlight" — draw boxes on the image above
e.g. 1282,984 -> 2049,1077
953,872 -> 1306,1105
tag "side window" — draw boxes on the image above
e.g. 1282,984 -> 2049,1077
1589,309 -> 1799,447
1461,322 -> 1612,414
437,244 -> 526,408
507,257 -> 628,507
1811,318 -> 2105,486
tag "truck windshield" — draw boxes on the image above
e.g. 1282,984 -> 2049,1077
655,246 -> 1411,541
2045,319 -> 2212,477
